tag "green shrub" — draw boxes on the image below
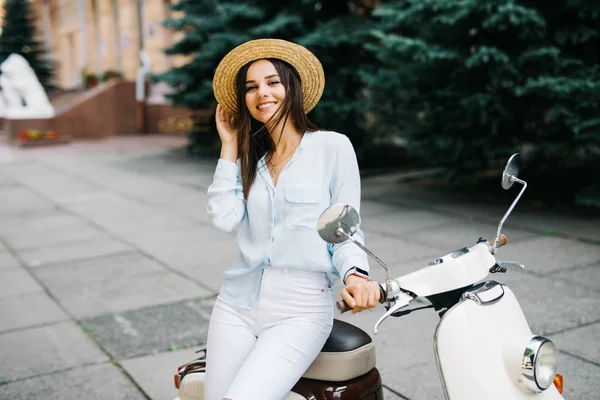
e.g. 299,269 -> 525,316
101,69 -> 123,81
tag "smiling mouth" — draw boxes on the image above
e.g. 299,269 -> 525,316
257,102 -> 277,110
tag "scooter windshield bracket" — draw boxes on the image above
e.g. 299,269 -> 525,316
461,281 -> 504,305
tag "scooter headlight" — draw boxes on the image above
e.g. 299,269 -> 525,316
521,336 -> 558,392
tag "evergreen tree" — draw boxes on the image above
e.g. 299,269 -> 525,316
297,0 -> 379,155
0,0 -> 54,90
365,0 -> 600,201
156,0 -> 377,157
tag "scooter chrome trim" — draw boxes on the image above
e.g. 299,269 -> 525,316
461,281 -> 505,305
521,336 -> 558,393
433,297 -> 460,399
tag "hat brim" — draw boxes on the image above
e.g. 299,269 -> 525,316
213,39 -> 325,116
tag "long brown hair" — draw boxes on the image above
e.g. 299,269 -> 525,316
235,58 -> 319,199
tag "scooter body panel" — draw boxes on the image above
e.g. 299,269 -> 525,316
397,243 -> 495,297
435,285 -> 564,399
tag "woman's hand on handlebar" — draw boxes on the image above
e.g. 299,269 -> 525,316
341,275 -> 381,314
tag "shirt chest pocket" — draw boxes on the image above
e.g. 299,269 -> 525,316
284,186 -> 323,231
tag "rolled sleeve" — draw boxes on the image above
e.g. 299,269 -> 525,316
328,136 -> 369,278
207,159 -> 246,232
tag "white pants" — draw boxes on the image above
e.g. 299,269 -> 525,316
205,267 -> 334,400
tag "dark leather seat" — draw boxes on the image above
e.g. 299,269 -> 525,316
302,319 -> 376,381
322,319 -> 373,352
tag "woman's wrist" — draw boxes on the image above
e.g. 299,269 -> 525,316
345,274 -> 368,285
220,143 -> 238,162
344,267 -> 369,284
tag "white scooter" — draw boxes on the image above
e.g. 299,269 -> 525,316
173,153 -> 565,399
319,153 -> 565,399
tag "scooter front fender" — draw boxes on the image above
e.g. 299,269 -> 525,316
434,284 -> 564,400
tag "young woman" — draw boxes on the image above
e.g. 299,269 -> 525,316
206,38 -> 381,400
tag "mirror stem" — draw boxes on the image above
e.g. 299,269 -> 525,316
336,228 -> 393,295
493,177 -> 527,254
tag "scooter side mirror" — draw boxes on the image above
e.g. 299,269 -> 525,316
317,204 -> 360,244
494,153 -> 527,253
501,153 -> 520,190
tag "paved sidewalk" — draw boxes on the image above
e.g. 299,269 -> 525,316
0,137 -> 598,399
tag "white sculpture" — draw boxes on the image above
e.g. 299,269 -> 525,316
0,53 -> 55,119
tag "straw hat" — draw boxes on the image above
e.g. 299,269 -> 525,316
213,39 -> 325,116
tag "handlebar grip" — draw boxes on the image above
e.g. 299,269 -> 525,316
489,234 -> 507,248
336,299 -> 352,313
337,286 -> 387,314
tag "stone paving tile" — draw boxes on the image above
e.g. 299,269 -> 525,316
0,211 -> 85,236
361,207 -> 462,237
551,263 -> 600,291
0,136 -> 186,164
360,231 -> 442,273
85,208 -> 197,236
1,162 -> 103,202
0,269 -> 43,298
126,224 -> 233,272
82,299 -> 211,359
383,362 -> 445,400
32,252 -> 165,289
502,272 -> 600,335
121,348 -> 201,400
499,236 -> 600,275
0,173 -> 16,187
0,250 -> 20,270
0,186 -> 56,215
55,161 -> 180,201
0,363 -> 146,400
0,321 -> 108,382
155,193 -> 212,225
55,191 -> 137,213
394,218 -> 538,251
360,200 -> 400,217
3,223 -> 112,251
107,147 -> 208,179
0,291 -> 69,333
50,271 -> 212,318
0,209 -> 62,233
16,237 -> 134,267
135,186 -> 203,207
382,386 -> 407,400
158,231 -> 237,293
176,265 -> 229,295
504,208 -> 600,243
557,352 -> 600,400
553,322 -> 600,365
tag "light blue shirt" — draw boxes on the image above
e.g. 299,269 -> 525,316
206,130 -> 369,309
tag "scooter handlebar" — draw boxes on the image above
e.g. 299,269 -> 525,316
336,299 -> 352,313
337,285 -> 387,314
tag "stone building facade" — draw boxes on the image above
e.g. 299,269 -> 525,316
28,0 -> 189,90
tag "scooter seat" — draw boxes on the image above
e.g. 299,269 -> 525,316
302,319 -> 376,382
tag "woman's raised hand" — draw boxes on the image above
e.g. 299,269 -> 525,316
216,104 -> 238,145
216,104 -> 238,162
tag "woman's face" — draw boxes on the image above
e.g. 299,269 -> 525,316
244,59 -> 286,124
